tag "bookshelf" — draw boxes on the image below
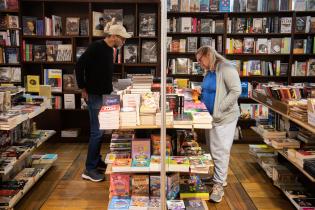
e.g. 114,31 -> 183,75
18,0 -> 161,139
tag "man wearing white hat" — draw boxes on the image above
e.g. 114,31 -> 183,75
76,25 -> 131,182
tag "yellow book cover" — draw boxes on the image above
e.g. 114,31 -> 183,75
176,78 -> 189,89
26,75 -> 40,92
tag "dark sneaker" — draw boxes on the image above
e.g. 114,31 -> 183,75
82,169 -> 104,182
210,183 -> 224,203
97,160 -> 107,171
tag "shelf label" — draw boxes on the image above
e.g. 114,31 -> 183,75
266,99 -> 272,106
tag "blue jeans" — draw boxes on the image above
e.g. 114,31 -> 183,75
86,94 -> 104,171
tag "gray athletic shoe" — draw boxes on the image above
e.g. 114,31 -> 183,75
82,169 -> 104,182
210,183 -> 224,203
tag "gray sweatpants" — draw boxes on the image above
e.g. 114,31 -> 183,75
208,119 -> 238,184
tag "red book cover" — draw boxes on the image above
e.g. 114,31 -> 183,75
110,174 -> 130,197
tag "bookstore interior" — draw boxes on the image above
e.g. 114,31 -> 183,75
2,0 -> 315,209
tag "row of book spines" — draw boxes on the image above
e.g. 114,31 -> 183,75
291,60 -> 315,76
168,37 -> 219,53
170,0 -> 299,12
0,47 -> 19,64
0,30 -> 20,47
239,60 -> 287,77
167,17 -> 224,33
225,37 -> 291,54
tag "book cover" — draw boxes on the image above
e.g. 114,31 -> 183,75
270,38 -> 281,54
149,197 -> 160,210
56,44 -> 72,61
187,37 -> 198,53
184,199 -> 207,210
129,196 -> 149,210
139,13 -> 156,37
63,74 -> 78,91
167,173 -> 180,200
108,196 -> 130,210
219,0 -> 230,12
76,47 -> 87,60
26,75 -> 40,93
200,0 -> 209,11
123,44 -> 137,63
44,69 -> 62,93
92,11 -> 104,36
132,175 -> 149,196
167,200 -> 185,210
64,93 -> 75,109
252,18 -> 262,33
295,17 -> 306,33
256,38 -> 268,53
23,16 -> 37,35
280,17 -> 292,33
209,0 -> 219,11
65,17 -> 79,36
110,174 -> 130,197
33,45 -> 46,62
123,14 -> 135,36
46,40 -> 62,62
150,176 -> 160,197
131,139 -> 150,160
190,0 -> 200,12
52,15 -> 62,36
103,9 -> 123,32
243,38 -> 254,53
141,40 -> 157,63
79,18 -> 89,36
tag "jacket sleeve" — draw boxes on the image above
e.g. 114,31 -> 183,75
75,44 -> 94,89
219,64 -> 241,112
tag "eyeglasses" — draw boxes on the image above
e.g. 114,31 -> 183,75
117,35 -> 126,43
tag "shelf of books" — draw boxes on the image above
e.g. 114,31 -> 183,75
248,80 -> 315,208
0,154 -> 58,208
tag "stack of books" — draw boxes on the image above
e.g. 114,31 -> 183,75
173,113 -> 193,129
128,74 -> 153,94
155,111 -> 174,126
271,138 -> 300,149
191,112 -> 212,129
99,95 -> 120,130
119,107 -> 137,127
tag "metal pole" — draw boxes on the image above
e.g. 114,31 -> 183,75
160,0 -> 167,209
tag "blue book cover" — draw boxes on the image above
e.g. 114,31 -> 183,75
219,0 -> 230,12
131,158 -> 150,168
108,197 -> 130,210
241,81 -> 248,98
36,20 -> 44,36
200,0 -> 209,12
102,95 -> 120,106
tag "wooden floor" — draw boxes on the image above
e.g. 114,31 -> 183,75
14,143 -> 295,210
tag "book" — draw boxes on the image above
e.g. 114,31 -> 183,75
26,75 -> 40,93
64,94 -> 75,109
129,196 -> 149,210
92,11 -> 104,36
52,15 -> 62,36
123,44 -> 137,63
112,158 -> 132,172
63,74 -> 78,91
141,41 -> 157,63
256,38 -> 268,53
139,13 -> 156,37
65,17 -> 79,36
103,9 -> 123,32
219,0 -> 230,12
56,44 -> 72,61
33,45 -> 46,62
150,176 -> 160,197
187,37 -> 198,53
23,16 -> 37,35
280,17 -> 292,33
108,197 -> 130,210
184,199 -> 207,210
76,47 -> 87,60
167,200 -> 185,210
168,156 -> 190,172
270,38 -> 282,54
149,197 -> 160,210
123,14 -> 135,36
243,38 -> 254,53
132,175 -> 149,196
44,69 -> 62,93
132,138 -> 150,160
110,174 -> 130,197
79,18 -> 89,36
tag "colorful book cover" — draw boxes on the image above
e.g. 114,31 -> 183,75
110,174 -> 130,197
131,158 -> 150,171
112,158 -> 132,172
184,199 -> 206,210
168,156 -> 190,172
150,156 -> 161,171
150,176 -> 160,197
132,138 -> 151,160
131,175 -> 149,196
149,197 -> 161,210
166,200 -> 185,210
129,196 -> 149,210
167,173 -> 180,200
219,0 -> 230,11
108,196 -> 130,210
26,75 -> 40,93
44,69 -> 62,93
